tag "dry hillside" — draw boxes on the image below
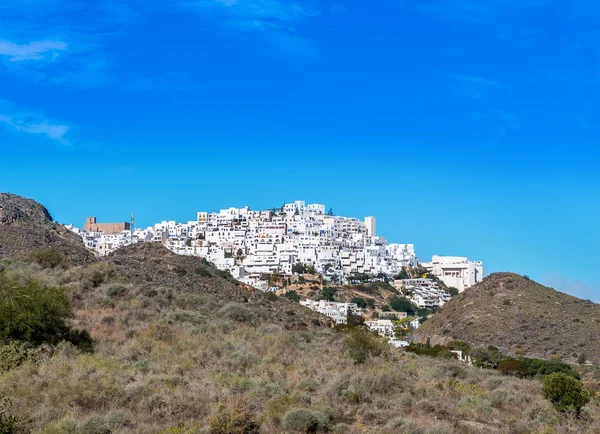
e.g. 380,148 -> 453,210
2,194 -> 600,433
415,273 -> 600,364
0,193 -> 95,267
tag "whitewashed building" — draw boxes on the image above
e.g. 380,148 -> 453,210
420,255 -> 483,292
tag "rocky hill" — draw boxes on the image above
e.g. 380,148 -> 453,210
0,193 -> 95,266
415,272 -> 600,364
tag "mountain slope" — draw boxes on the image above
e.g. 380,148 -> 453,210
0,193 -> 95,266
415,272 -> 600,363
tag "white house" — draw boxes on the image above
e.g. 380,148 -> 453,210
420,255 -> 483,292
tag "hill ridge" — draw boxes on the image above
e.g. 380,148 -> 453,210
415,272 -> 600,364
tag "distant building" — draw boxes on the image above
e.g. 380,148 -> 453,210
84,217 -> 130,235
420,255 -> 483,293
365,216 -> 376,237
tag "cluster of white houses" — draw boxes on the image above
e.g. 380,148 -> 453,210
299,300 -> 362,324
395,278 -> 452,309
66,200 -> 483,293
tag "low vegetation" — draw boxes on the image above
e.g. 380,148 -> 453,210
0,231 -> 598,432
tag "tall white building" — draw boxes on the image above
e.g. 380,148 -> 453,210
420,255 -> 483,293
364,216 -> 376,237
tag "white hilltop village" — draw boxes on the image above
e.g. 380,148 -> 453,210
66,200 -> 483,337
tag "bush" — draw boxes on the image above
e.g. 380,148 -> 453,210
219,304 -> 254,324
319,287 -> 336,302
520,357 -> 579,379
497,360 -> 526,378
84,263 -> 116,288
106,284 -> 127,297
389,296 -> 417,315
350,297 -> 367,309
29,248 -> 65,269
470,346 -> 503,369
195,267 -> 213,278
0,341 -> 48,372
0,397 -> 18,434
284,291 -> 300,302
344,328 -> 387,364
282,408 -> 332,433
447,340 -> 471,354
447,287 -> 459,297
543,372 -> 590,415
79,415 -> 110,434
209,407 -> 260,434
0,273 -> 72,345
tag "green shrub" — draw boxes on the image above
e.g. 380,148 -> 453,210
350,297 -> 367,309
282,408 -> 332,433
0,273 -> 71,345
284,291 -> 301,302
520,357 -> 579,379
195,267 -> 213,278
160,424 -> 204,434
543,372 -> 590,415
344,328 -> 387,364
83,263 -> 115,288
79,415 -> 110,434
497,359 -> 526,378
319,287 -> 336,302
389,296 -> 417,315
265,292 -> 277,301
107,284 -> 127,297
29,248 -> 65,269
0,397 -> 18,434
470,346 -> 503,369
0,341 -> 48,372
209,407 -> 260,434
219,304 -> 254,323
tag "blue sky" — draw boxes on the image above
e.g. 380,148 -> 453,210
1,0 -> 599,300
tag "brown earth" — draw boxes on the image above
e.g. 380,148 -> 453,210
414,272 -> 600,364
0,193 -> 96,267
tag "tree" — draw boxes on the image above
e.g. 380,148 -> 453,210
344,328 -> 387,364
395,267 -> 409,280
0,274 -> 72,346
577,354 -> 587,365
447,340 -> 471,354
389,296 -> 417,315
350,297 -> 367,309
498,360 -> 526,378
471,346 -> 504,369
366,298 -> 375,309
448,287 -> 459,297
543,372 -> 590,416
284,291 -> 300,302
320,287 -> 336,302
346,315 -> 365,327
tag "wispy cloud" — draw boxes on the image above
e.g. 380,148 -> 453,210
449,73 -> 507,100
449,74 -> 507,89
0,1 -> 138,87
178,0 -> 322,56
0,101 -> 71,144
0,39 -> 68,61
330,4 -> 348,15
417,0 -> 551,22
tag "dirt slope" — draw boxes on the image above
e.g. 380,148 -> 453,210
415,272 -> 600,363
